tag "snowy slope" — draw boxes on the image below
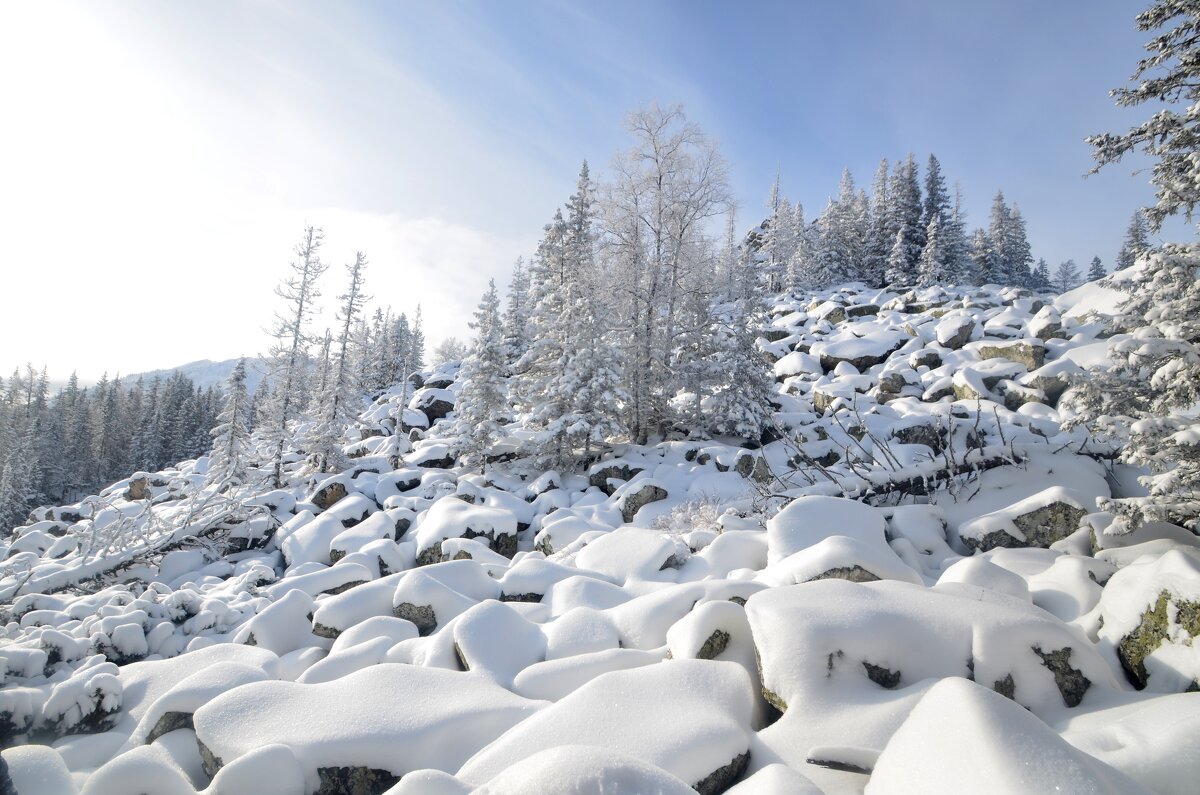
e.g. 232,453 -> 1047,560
126,357 -> 269,393
1,283 -> 1199,794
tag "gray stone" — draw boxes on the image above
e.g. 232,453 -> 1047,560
694,751 -> 750,795
394,602 -> 438,636
808,565 -> 881,584
311,482 -> 348,511
620,484 -> 668,523
977,341 -> 1046,370
315,766 -> 400,795
1118,590 -> 1200,690
863,661 -> 901,689
1033,646 -> 1091,707
588,464 -> 644,496
965,500 -> 1089,552
696,629 -> 731,660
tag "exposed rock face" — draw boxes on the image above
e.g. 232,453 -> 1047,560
416,528 -> 517,566
312,482 -> 348,511
964,500 -> 1088,552
696,629 -> 731,660
694,751 -> 750,795
417,398 -> 454,423
977,341 -> 1046,370
818,341 -> 905,373
146,711 -> 193,743
808,565 -> 881,584
315,765 -> 400,795
588,464 -> 644,496
1118,590 -> 1200,690
892,423 -> 946,454
863,661 -> 902,689
125,477 -> 151,501
620,484 -> 668,523
1033,646 -> 1091,707
937,317 -> 975,350
394,602 -> 438,636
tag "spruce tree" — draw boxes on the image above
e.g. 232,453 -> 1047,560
863,157 -> 892,287
884,155 -> 924,285
207,359 -> 252,489
1087,256 -> 1107,281
916,216 -> 946,287
503,257 -> 532,362
1030,258 -> 1052,290
1116,210 -> 1151,270
454,281 -> 508,472
922,154 -> 951,233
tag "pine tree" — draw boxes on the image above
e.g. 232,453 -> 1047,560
454,280 -> 508,472
207,358 -> 252,489
1053,259 -> 1081,293
1087,256 -> 1107,281
265,225 -> 326,487
1117,210 -> 1151,270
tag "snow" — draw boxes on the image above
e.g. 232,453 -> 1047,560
472,745 -> 694,795
193,664 -> 543,786
866,678 -> 1148,794
458,659 -> 755,788
5,280 -> 1200,791
766,495 -> 888,564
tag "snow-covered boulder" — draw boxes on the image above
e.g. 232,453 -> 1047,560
193,664 -> 542,791
457,659 -> 756,793
865,678 -> 1148,793
766,496 -> 887,565
1093,549 -> 1200,692
957,487 -> 1091,552
415,496 -> 518,565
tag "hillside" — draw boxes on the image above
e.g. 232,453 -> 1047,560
126,358 -> 270,394
0,279 -> 1196,794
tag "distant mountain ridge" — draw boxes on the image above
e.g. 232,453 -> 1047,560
126,356 -> 268,392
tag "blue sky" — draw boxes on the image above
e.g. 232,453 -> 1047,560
0,0 -> 1184,380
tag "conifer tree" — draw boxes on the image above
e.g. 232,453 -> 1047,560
968,229 -> 997,285
454,280 -> 508,472
884,155 -> 924,285
207,358 -> 252,489
916,216 -> 946,287
706,259 -> 775,441
1116,210 -> 1151,270
1053,259 -> 1082,293
503,257 -> 532,362
265,225 -> 326,487
1087,256 -> 1107,281
863,157 -> 892,287
922,154 -> 951,233
1030,258 -> 1052,290
943,184 -> 972,284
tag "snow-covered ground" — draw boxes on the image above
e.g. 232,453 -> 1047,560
1,282 -> 1197,794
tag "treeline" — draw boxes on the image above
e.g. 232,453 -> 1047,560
752,155 -> 1143,294
0,367 -> 221,532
